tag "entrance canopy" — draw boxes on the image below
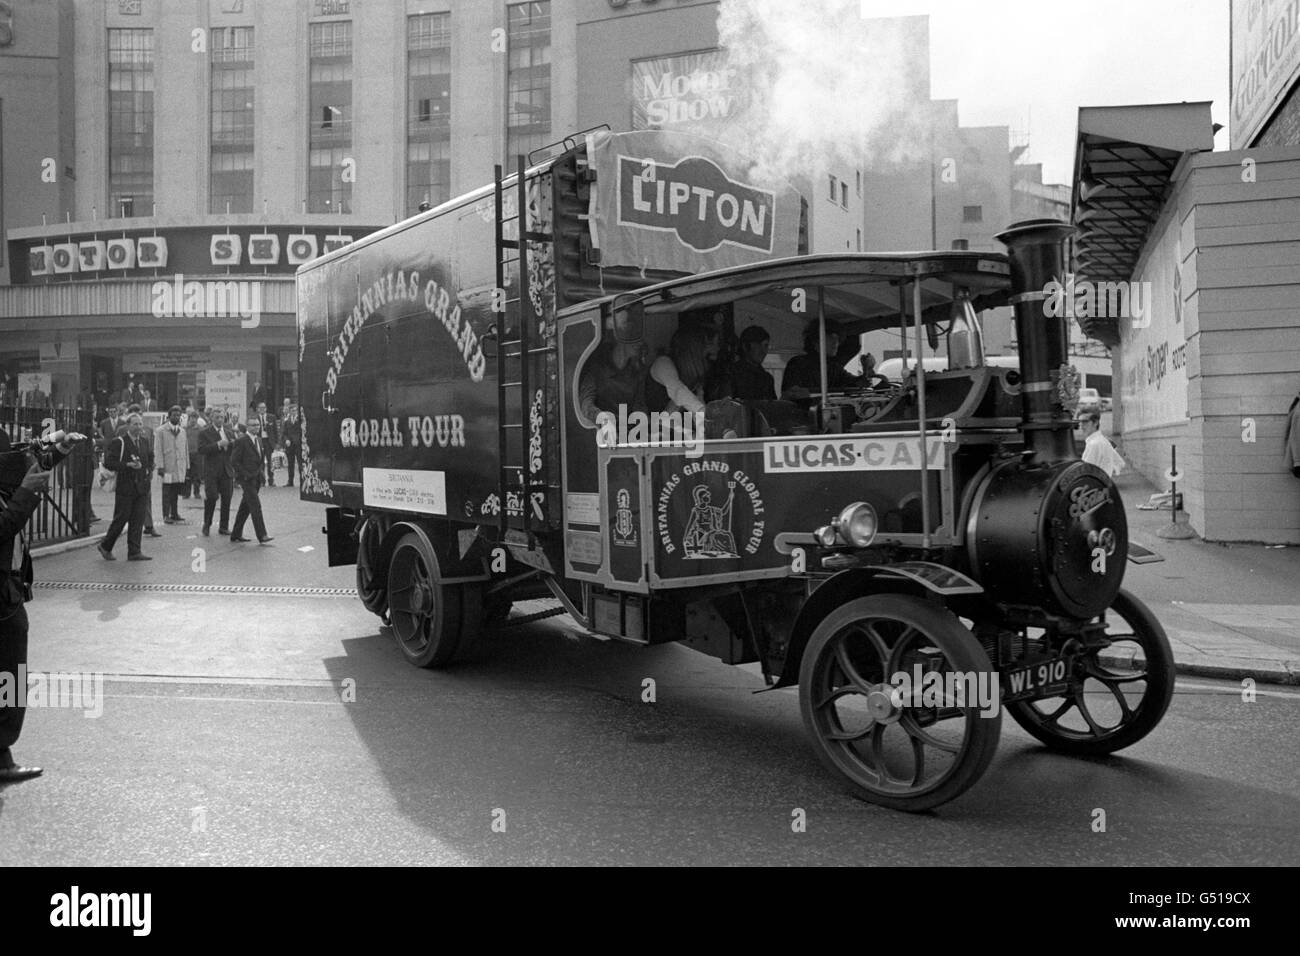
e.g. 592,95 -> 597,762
1071,103 -> 1215,344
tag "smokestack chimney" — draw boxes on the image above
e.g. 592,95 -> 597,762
996,219 -> 1078,463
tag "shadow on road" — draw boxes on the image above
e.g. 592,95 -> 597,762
77,587 -> 137,623
315,613 -> 1300,864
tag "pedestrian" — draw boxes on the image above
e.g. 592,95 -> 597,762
115,404 -> 161,539
228,423 -> 273,544
197,408 -> 237,537
0,427 -> 84,781
1284,392 -> 1300,478
68,434 -> 99,527
250,401 -> 278,487
183,409 -> 203,498
98,413 -> 154,561
1077,409 -> 1124,476
154,405 -> 189,524
280,404 -> 302,488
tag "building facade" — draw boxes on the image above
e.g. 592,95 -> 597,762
2,0 -> 1080,413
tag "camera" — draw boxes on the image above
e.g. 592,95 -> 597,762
0,432 -> 73,493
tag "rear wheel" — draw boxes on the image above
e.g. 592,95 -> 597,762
387,532 -> 464,668
356,517 -> 389,618
1007,589 -> 1174,755
799,594 -> 1001,812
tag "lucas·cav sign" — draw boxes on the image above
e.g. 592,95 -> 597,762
617,155 -> 775,254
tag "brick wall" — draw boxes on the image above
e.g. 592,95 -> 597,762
1256,80 -> 1300,148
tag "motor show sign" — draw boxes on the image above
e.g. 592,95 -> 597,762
588,128 -> 802,273
631,50 -> 748,133
1231,0 -> 1300,148
25,230 -> 353,277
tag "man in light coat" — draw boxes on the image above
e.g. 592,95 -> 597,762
154,405 -> 189,524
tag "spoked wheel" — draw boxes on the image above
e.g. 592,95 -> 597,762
356,518 -> 389,619
799,594 -> 1001,812
387,532 -> 465,668
1007,589 -> 1174,755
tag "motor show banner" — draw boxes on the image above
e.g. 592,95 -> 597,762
630,49 -> 749,136
1231,0 -> 1300,148
586,128 -> 804,274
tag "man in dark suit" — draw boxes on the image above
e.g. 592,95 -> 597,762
280,404 -> 302,488
250,401 -> 278,487
1,428 -> 81,781
98,413 -> 154,561
197,408 -> 237,536
113,403 -> 159,538
228,424 -> 272,544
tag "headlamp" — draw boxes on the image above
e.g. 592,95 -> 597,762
833,502 -> 878,548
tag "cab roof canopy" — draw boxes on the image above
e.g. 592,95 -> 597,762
580,251 -> 1013,335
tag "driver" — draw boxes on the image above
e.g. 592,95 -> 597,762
578,325 -> 649,431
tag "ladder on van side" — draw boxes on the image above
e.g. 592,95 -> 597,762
493,156 -> 553,547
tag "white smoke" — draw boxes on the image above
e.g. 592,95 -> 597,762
715,0 -> 934,184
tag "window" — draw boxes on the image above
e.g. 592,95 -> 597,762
828,174 -> 837,201
108,28 -> 155,217
308,21 -> 353,213
856,170 -> 861,196
963,205 -> 983,223
841,181 -> 848,208
407,13 -> 451,215
856,228 -> 862,251
506,2 -> 551,162
210,26 -> 254,214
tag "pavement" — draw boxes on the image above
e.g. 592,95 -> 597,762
30,464 -> 1300,686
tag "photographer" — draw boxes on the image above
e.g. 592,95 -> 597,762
1,428 -> 83,782
97,413 -> 155,561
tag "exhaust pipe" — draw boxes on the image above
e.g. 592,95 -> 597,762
996,219 -> 1077,463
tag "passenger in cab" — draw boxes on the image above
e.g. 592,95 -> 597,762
646,325 -> 718,416
578,326 -> 648,429
726,325 -> 777,402
781,320 -> 864,403
860,352 -> 891,390
647,325 -> 743,440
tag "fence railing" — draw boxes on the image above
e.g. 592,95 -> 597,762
1,405 -> 98,546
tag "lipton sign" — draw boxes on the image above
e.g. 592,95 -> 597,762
588,128 -> 803,275
618,155 -> 774,254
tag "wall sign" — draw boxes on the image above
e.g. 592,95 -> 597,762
22,229 -> 352,280
1231,0 -> 1300,148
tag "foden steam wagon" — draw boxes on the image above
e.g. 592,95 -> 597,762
297,130 -> 1173,811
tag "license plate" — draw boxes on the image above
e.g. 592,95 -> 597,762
1002,655 -> 1072,702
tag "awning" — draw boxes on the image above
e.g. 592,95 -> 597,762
1071,103 -> 1215,345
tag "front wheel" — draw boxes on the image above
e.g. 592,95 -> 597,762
1006,589 -> 1175,755
799,594 -> 1002,812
